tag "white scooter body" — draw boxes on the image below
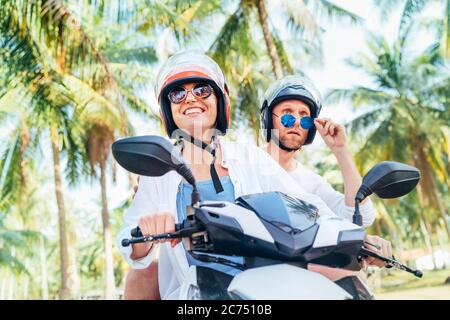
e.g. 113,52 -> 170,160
177,200 -> 367,300
199,200 -> 362,248
111,136 -> 422,300
178,264 -> 353,300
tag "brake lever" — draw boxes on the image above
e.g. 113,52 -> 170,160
359,247 -> 423,278
364,241 -> 381,250
121,225 -> 203,247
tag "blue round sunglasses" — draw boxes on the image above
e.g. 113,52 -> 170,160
272,113 -> 315,129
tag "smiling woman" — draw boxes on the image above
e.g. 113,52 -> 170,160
155,51 -> 231,140
117,51 -> 238,299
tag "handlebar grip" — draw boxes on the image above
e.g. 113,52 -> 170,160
131,223 -> 183,237
122,237 -> 148,247
131,227 -> 142,237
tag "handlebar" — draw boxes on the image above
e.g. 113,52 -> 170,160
122,223 -> 201,247
359,247 -> 423,278
124,227 -> 423,279
130,224 -> 182,238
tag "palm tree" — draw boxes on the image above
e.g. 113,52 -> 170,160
210,0 -> 361,79
326,28 -> 450,250
0,0 -> 141,299
1,0 -> 165,298
0,125 -> 42,296
68,5 -> 159,298
376,0 -> 450,58
83,123 -> 116,299
206,0 -> 362,141
0,84 -> 58,298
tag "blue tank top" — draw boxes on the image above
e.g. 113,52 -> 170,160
176,176 -> 244,276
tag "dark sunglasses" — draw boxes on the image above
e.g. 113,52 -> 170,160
272,113 -> 314,129
168,83 -> 213,104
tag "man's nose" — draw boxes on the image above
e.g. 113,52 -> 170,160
293,116 -> 301,129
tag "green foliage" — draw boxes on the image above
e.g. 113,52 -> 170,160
0,214 -> 40,275
208,0 -> 362,139
375,0 -> 450,58
326,13 -> 450,248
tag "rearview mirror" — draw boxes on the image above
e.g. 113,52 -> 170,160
356,161 -> 421,202
112,135 -> 184,177
112,135 -> 200,203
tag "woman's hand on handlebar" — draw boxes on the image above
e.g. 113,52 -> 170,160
363,235 -> 392,268
138,213 -> 181,248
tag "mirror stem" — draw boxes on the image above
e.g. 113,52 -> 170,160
353,199 -> 363,226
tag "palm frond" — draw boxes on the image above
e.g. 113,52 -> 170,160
283,0 -> 321,37
136,0 -> 221,44
398,0 -> 429,39
373,0 -> 402,22
272,31 -> 294,74
444,0 -> 450,58
346,106 -> 390,136
104,46 -> 157,64
314,0 -> 363,25
325,86 -> 395,108
0,249 -> 28,273
208,3 -> 257,73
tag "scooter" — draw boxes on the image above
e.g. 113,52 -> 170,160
112,135 -> 423,300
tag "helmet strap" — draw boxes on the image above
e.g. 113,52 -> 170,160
174,131 -> 224,194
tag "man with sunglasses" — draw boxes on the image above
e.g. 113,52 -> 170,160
260,75 -> 391,282
260,75 -> 375,220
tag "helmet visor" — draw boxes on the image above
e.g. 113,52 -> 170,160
155,51 -> 226,99
263,75 -> 322,110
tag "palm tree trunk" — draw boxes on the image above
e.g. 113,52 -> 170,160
416,186 -> 438,270
413,150 -> 439,269
128,172 -> 136,190
50,125 -> 72,300
256,0 -> 283,79
100,161 -> 115,299
112,158 -> 117,184
68,225 -> 80,299
418,147 -> 450,241
38,210 -> 49,300
250,115 -> 260,146
8,273 -> 14,299
23,276 -> 29,299
419,218 -> 438,269
0,273 -> 6,300
18,118 -> 29,217
39,234 -> 49,300
374,216 -> 382,235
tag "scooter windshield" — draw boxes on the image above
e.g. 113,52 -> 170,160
236,192 -> 318,233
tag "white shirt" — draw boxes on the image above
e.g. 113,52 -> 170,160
288,161 -> 374,226
116,139 -> 375,299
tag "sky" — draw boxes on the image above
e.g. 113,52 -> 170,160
1,0 -> 442,238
